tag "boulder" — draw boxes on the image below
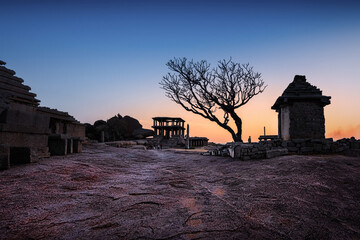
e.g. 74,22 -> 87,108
85,114 -> 146,141
132,128 -> 154,139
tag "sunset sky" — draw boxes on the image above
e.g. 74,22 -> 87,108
1,0 -> 359,143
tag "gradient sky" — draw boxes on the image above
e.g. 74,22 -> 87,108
1,0 -> 360,143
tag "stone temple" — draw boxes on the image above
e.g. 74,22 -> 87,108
0,60 -> 85,170
271,75 -> 331,140
151,117 -> 208,148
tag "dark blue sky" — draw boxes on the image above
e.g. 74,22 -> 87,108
1,0 -> 360,141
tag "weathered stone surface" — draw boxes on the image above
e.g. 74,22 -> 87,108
266,148 -> 288,158
130,145 -> 147,150
313,143 -> 323,152
300,146 -> 314,154
0,144 -> 359,239
0,145 -> 9,170
287,147 -> 298,152
106,140 -> 137,148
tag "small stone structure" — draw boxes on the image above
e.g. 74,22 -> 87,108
38,107 -> 85,155
189,137 -> 209,147
152,117 -> 185,138
150,117 -> 209,148
150,117 -> 185,147
271,75 -> 331,140
0,60 -> 85,170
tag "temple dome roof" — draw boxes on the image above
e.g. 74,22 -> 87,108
271,75 -> 331,110
0,60 -> 40,107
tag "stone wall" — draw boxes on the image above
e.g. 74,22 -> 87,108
0,60 -> 86,169
207,137 -> 360,160
285,137 -> 360,154
289,102 -> 325,139
228,141 -> 288,160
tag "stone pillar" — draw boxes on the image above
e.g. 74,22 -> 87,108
0,145 -> 9,170
48,137 -> 67,156
278,111 -> 281,137
67,138 -> 73,154
186,124 -> 190,149
73,139 -> 82,153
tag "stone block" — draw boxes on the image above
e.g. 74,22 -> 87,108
9,147 -> 31,166
322,144 -> 331,151
287,147 -> 298,152
130,145 -> 146,150
73,139 -> 82,153
48,138 -> 67,156
0,145 -> 9,170
292,139 -> 306,144
233,145 -> 241,158
266,148 -> 288,159
258,145 -> 266,151
67,138 -> 73,154
313,144 -> 323,152
300,147 -> 313,154
287,141 -> 295,147
322,138 -> 333,144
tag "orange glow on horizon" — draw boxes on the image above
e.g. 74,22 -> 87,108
82,76 -> 360,143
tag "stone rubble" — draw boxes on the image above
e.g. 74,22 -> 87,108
206,137 -> 360,160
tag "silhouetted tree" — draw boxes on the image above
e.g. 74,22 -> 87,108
160,58 -> 266,142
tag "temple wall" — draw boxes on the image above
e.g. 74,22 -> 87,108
280,106 -> 290,140
0,104 -> 49,134
0,132 -> 48,148
289,102 -> 325,139
0,60 -> 86,169
67,123 -> 86,139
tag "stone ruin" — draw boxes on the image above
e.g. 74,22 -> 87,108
149,117 -> 208,148
271,75 -> 331,140
208,75 -> 360,159
150,117 -> 186,147
0,60 -> 85,170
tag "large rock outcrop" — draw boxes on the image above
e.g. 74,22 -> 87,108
85,114 -> 153,142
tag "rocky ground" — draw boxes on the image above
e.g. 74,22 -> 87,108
0,143 -> 359,240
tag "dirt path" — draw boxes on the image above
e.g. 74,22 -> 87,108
0,143 -> 359,239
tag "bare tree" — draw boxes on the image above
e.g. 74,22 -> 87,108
160,58 -> 266,142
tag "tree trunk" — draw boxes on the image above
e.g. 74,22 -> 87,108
228,110 -> 243,142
